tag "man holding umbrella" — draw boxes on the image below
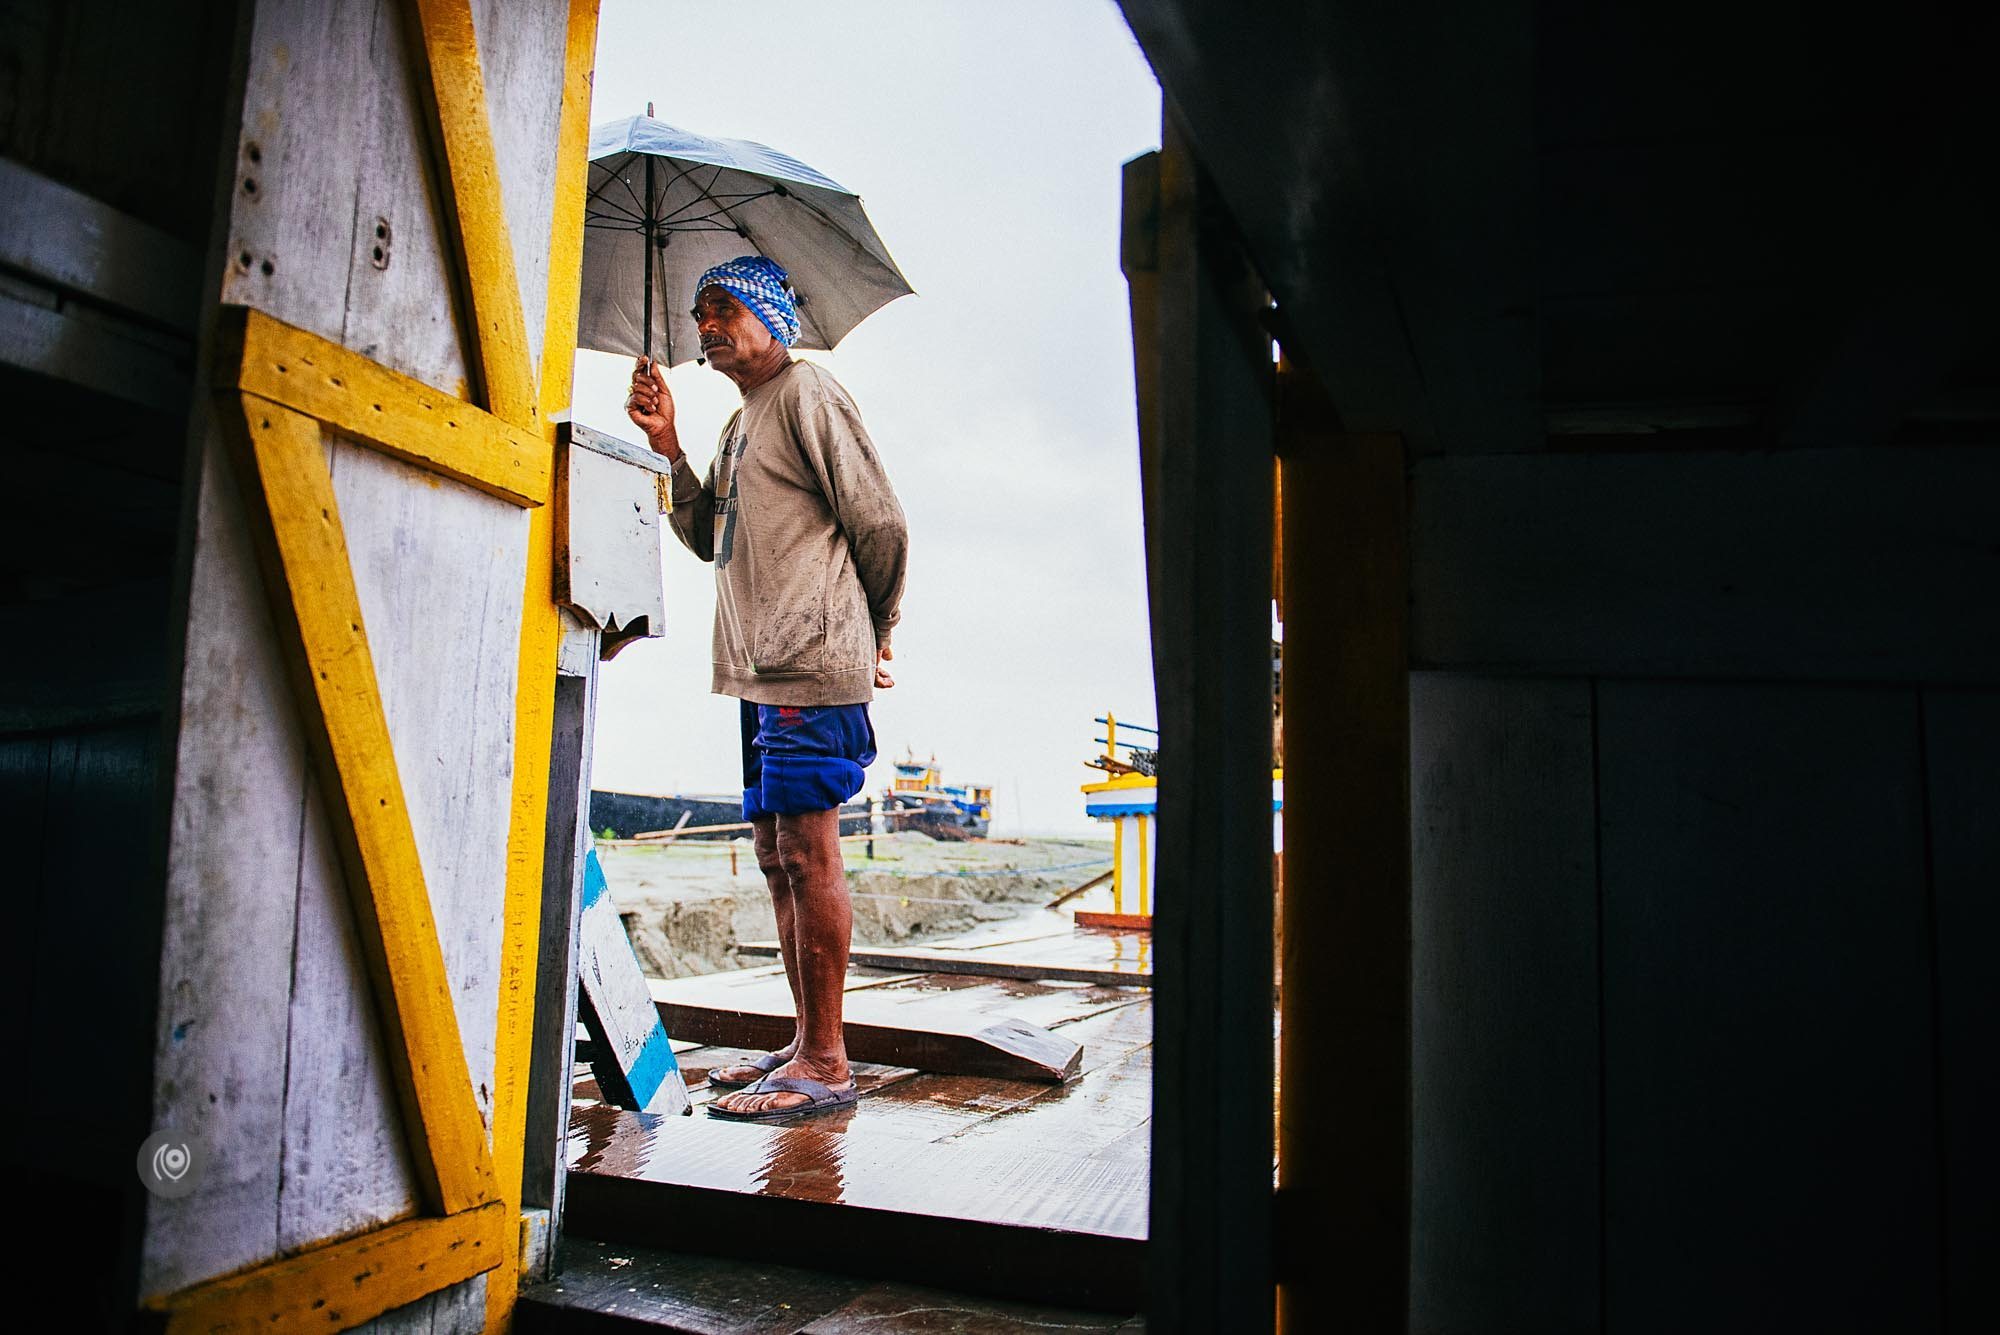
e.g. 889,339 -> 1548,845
626,255 -> 908,1120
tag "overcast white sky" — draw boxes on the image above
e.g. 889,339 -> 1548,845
576,0 -> 1161,836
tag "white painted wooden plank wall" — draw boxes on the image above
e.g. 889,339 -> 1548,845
474,0 -> 567,390
335,436 -> 528,1133
151,426 -> 308,1292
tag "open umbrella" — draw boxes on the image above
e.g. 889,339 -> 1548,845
578,108 -> 912,365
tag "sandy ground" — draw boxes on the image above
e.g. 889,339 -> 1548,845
595,831 -> 1116,979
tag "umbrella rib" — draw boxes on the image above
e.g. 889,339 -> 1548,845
583,152 -> 632,209
585,197 -> 647,227
612,167 -> 652,227
659,191 -> 777,232
652,162 -> 730,228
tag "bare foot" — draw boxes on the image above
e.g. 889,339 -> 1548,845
709,1054 -> 853,1116
710,1039 -> 799,1087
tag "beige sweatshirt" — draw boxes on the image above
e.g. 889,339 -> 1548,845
665,360 -> 908,706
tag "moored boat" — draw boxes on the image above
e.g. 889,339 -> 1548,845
883,751 -> 993,840
588,788 -> 869,839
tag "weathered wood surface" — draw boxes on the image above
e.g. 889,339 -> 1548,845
567,419 -> 676,475
221,0 -> 469,395
1409,673 -> 1600,1332
520,614 -> 599,1280
472,0 -> 566,391
353,1277 -> 488,1335
336,432 -> 528,1125
564,995 -> 1154,1311
153,429 -> 315,1290
1411,447 -> 2000,683
733,925 -> 1155,988
1276,402 -> 1408,1329
557,439 -> 666,636
0,268 -> 194,413
0,155 -> 201,328
1921,689 -> 2000,1334
1597,681 -> 1938,1330
0,0 -> 235,247
1137,114 -> 1277,1334
221,307 -> 550,505
648,966 -> 1136,1082
278,764 -> 419,1253
577,849 -> 690,1114
148,2 -> 573,1325
144,1202 -> 506,1335
1073,910 -> 1154,934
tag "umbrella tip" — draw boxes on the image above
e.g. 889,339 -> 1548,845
646,101 -> 655,118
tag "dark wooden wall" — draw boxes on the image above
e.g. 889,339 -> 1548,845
0,718 -> 171,1329
1408,483 -> 1998,1331
2,2 -> 236,1324
1118,1 -> 2000,1327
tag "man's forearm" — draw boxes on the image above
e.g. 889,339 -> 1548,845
647,424 -> 684,466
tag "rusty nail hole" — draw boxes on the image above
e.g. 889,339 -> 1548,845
242,177 -> 257,195
260,259 -> 275,276
375,220 -> 390,240
246,142 -> 262,164
237,250 -> 252,269
371,245 -> 384,263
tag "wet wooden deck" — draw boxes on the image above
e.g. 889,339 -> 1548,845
565,926 -> 1153,1311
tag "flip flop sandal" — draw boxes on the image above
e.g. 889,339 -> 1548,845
705,1050 -> 788,1089
705,1074 -> 859,1122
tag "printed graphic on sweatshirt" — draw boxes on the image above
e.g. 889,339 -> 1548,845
714,428 -> 748,569
713,424 -> 753,672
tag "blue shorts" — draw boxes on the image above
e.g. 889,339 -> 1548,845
740,701 -> 877,820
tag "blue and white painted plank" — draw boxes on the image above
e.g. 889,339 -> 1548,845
577,847 -> 690,1115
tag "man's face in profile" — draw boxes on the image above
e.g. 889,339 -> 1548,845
693,286 -> 775,374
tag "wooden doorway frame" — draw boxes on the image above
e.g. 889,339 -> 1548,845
1124,107 -> 1416,1333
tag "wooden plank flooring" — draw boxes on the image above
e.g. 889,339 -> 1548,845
566,964 -> 1153,1312
647,965 -> 1148,1081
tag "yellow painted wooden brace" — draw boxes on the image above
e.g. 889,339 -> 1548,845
145,1201 -> 508,1334
403,0 -> 538,429
219,306 -> 548,507
225,394 -> 500,1217
485,3 -> 603,1325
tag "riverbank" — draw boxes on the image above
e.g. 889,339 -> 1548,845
594,832 -> 1115,979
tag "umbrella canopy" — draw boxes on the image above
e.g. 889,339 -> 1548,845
579,113 -> 913,365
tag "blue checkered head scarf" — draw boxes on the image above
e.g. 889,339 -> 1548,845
695,255 -> 801,348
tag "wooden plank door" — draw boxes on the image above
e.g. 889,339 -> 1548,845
141,2 -> 599,1330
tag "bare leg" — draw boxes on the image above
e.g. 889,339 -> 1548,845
709,815 -> 801,1083
710,807 -> 852,1114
